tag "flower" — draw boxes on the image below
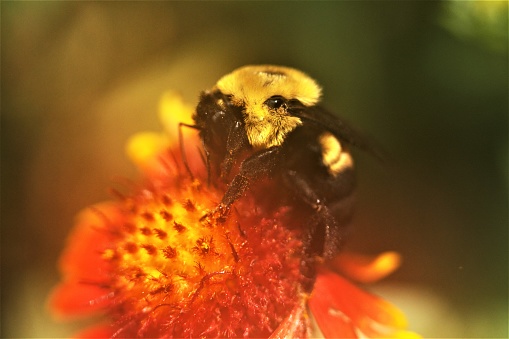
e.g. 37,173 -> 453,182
48,92 -> 419,338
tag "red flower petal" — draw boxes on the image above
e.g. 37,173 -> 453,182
58,202 -> 123,281
308,278 -> 358,338
48,203 -> 123,320
309,269 -> 408,338
48,281 -> 113,320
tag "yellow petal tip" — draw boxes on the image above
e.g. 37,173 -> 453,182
158,91 -> 194,136
125,132 -> 167,172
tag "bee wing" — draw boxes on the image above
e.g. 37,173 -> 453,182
292,105 -> 386,161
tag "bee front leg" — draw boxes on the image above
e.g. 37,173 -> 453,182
220,146 -> 280,206
220,121 -> 250,182
203,147 -> 281,223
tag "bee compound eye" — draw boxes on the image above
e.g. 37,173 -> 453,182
223,94 -> 234,105
265,96 -> 286,109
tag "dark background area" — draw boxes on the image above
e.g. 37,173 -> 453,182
2,2 -> 507,338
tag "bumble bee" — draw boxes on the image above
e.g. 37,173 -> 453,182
185,65 -> 373,286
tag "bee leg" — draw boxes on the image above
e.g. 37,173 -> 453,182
220,146 -> 281,207
282,171 -> 344,259
300,264 -> 316,292
203,147 -> 281,222
220,121 -> 250,181
299,227 -> 319,292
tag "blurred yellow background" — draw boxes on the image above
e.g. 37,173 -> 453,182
2,2 -> 507,338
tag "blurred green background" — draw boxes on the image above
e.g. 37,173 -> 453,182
2,1 -> 507,338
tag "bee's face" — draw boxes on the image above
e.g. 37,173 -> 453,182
209,65 -> 322,149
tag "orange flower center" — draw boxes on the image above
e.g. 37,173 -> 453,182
101,170 -> 304,337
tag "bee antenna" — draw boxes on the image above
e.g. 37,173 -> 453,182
178,122 -> 201,180
196,146 -> 212,186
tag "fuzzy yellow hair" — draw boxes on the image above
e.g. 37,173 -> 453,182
215,65 -> 322,106
214,65 -> 322,149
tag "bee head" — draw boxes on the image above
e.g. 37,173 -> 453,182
213,65 -> 322,149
